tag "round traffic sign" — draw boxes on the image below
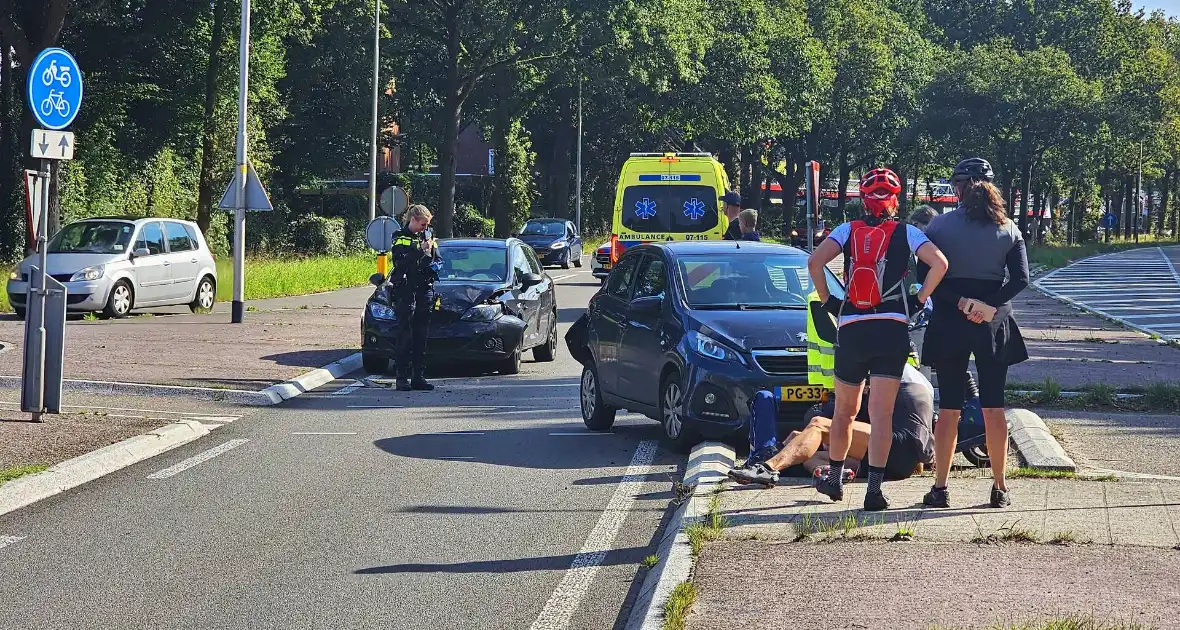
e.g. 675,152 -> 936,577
379,186 -> 408,217
27,48 -> 83,131
365,216 -> 402,253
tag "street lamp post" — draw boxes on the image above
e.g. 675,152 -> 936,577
575,78 -> 583,237
231,0 -> 251,324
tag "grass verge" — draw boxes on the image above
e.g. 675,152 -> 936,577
662,581 -> 697,630
1006,382 -> 1180,413
1027,238 -> 1175,271
641,554 -> 660,569
793,512 -> 886,542
1007,467 -> 1077,480
214,254 -> 376,302
0,464 -> 48,487
971,518 -> 1039,544
0,286 -> 9,313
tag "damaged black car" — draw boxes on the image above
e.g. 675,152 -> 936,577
361,238 -> 559,375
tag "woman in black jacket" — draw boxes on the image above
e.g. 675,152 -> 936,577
919,158 -> 1029,509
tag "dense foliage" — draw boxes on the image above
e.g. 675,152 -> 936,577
3,0 -> 1180,259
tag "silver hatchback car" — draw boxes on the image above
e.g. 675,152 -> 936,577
6,218 -> 218,319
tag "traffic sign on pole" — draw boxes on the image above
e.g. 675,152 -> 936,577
29,130 -> 74,161
378,186 -> 408,217
218,162 -> 273,211
1101,212 -> 1118,229
27,48 -> 83,130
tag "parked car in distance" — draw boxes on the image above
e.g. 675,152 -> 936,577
789,220 -> 831,249
577,241 -> 845,452
516,218 -> 583,269
591,241 -> 611,284
361,238 -> 559,375
5,217 -> 218,319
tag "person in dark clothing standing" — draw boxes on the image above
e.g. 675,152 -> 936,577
918,157 -> 1029,509
738,209 -> 761,241
390,204 -> 441,392
720,191 -> 743,240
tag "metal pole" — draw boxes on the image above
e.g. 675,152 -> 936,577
368,0 -> 381,221
31,162 -> 50,421
575,78 -> 583,236
1136,139 -> 1143,243
232,0 -> 251,324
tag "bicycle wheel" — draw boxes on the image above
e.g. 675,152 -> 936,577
40,97 -> 53,117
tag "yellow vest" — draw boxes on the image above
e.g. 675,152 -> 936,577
806,290 -> 835,388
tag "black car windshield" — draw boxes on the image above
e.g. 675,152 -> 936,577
48,221 -> 135,254
676,253 -> 817,309
521,221 -> 565,237
621,185 -> 720,233
436,246 -> 508,283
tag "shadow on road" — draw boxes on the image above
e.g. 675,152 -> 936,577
261,349 -> 357,368
355,545 -> 650,575
558,307 -> 587,324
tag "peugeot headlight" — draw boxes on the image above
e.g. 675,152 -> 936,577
8,271 -> 17,281
687,330 -> 745,365
368,301 -> 396,321
462,303 -> 503,322
550,240 -> 567,250
70,266 -> 104,282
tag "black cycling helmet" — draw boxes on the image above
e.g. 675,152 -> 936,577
952,157 -> 994,184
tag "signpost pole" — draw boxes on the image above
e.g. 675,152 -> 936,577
575,78 -> 583,238
232,0 -> 251,324
368,0 -> 380,223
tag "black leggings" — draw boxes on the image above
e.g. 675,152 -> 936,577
932,352 -> 1008,410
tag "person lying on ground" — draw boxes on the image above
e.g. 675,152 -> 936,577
729,363 -> 935,487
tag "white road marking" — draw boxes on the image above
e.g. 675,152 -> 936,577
192,416 -> 238,424
528,439 -> 659,630
332,381 -> 365,396
549,432 -> 613,436
0,535 -> 24,550
550,273 -> 578,282
146,439 -> 250,479
292,432 -> 358,435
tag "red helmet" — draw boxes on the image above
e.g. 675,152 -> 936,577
860,168 -> 902,217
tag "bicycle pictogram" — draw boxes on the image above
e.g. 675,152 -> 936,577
40,90 -> 71,119
41,60 -> 73,88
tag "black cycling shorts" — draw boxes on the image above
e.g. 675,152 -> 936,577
931,351 -> 1009,410
834,319 -> 910,385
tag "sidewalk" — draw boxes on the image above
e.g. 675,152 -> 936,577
0,286 -> 369,391
1006,289 -> 1180,390
685,477 -> 1180,629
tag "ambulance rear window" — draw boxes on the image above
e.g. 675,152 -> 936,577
621,185 -> 719,234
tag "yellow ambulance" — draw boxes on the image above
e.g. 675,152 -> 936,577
608,152 -> 731,264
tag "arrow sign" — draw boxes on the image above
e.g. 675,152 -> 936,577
29,129 -> 74,161
218,162 -> 274,211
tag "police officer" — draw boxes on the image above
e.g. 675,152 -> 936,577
390,204 -> 441,391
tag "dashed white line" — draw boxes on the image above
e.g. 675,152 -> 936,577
550,273 -> 578,282
0,535 -> 24,550
146,439 -> 250,479
528,439 -> 659,630
333,381 -> 365,396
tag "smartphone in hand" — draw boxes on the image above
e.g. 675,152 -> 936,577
962,299 -> 997,323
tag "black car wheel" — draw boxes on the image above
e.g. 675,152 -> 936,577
362,353 -> 388,375
102,280 -> 134,319
572,252 -> 582,268
581,364 -> 616,431
533,313 -> 557,362
962,444 -> 990,468
659,372 -> 700,453
501,346 -> 522,375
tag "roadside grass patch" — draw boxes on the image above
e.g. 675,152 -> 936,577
1091,474 -> 1120,482
792,512 -> 885,542
971,517 -> 1039,544
1008,467 -> 1077,480
1143,383 -> 1180,412
214,254 -> 375,302
661,581 -> 697,630
1047,531 -> 1091,546
0,288 -> 11,314
685,493 -> 726,556
82,312 -> 99,321
0,464 -> 48,487
641,554 -> 660,569
1081,383 -> 1117,408
892,515 -> 918,541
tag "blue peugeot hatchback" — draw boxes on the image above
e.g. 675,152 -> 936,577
578,241 -> 846,451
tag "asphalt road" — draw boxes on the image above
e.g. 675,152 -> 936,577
1034,245 -> 1180,339
0,267 -> 685,630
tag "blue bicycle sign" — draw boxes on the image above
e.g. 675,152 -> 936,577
27,48 -> 83,130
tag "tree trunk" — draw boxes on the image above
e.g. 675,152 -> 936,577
195,0 -> 229,237
491,108 -> 513,238
1123,177 -> 1134,239
0,35 -> 19,260
1018,163 -> 1033,237
836,150 -> 850,216
739,146 -> 753,207
547,93 -> 574,218
1158,170 -> 1172,237
1067,183 -> 1077,245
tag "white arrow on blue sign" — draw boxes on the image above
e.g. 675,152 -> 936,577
27,48 -> 83,131
1102,213 -> 1118,228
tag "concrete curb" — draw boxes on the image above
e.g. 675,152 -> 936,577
1007,408 -> 1076,472
0,419 -> 211,518
260,352 -> 362,402
0,352 -> 363,407
625,442 -> 734,630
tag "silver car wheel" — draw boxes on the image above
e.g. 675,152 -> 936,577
662,381 -> 683,439
198,280 -> 215,309
112,284 -> 132,316
581,369 -> 596,420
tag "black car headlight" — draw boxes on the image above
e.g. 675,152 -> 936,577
462,303 -> 503,322
368,302 -> 396,321
686,330 -> 747,366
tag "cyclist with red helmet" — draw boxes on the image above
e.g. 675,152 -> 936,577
807,167 -> 948,511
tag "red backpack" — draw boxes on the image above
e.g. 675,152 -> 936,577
843,220 -> 907,310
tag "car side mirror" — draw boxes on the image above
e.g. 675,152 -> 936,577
131,248 -> 150,259
520,272 -> 544,289
629,295 -> 662,315
370,273 -> 385,287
